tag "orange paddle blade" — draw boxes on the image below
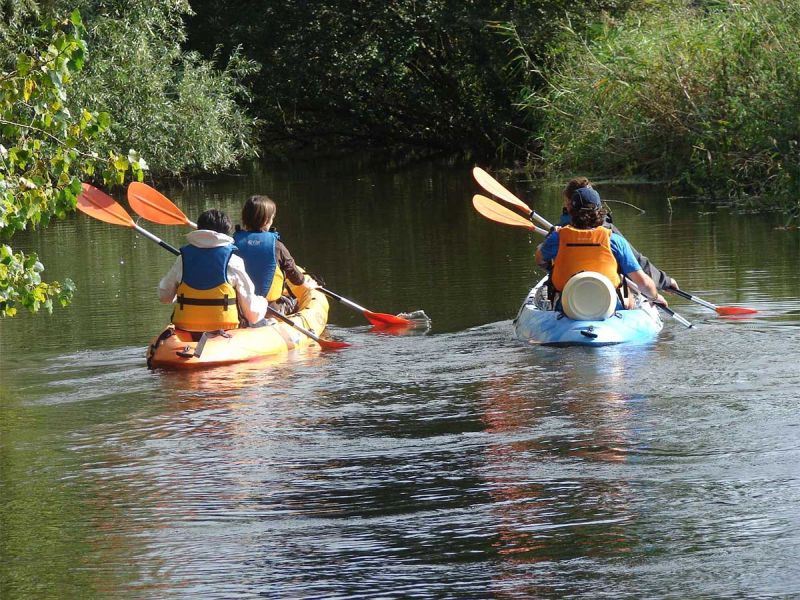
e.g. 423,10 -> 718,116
472,167 -> 532,214
128,182 -> 192,226
473,195 -> 544,233
77,184 -> 134,228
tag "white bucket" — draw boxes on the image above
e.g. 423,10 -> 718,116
561,271 -> 617,320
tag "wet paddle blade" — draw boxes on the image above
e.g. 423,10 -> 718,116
473,195 -> 539,232
716,306 -> 758,316
317,338 -> 351,350
364,311 -> 412,327
472,167 -> 532,214
77,184 -> 134,227
128,182 -> 191,226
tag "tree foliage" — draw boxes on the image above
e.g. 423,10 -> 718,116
0,10 -> 141,316
1,2 -> 259,317
532,0 -> 800,212
63,0 -> 259,176
185,0 -> 639,158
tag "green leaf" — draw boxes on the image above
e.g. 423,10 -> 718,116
70,9 -> 83,29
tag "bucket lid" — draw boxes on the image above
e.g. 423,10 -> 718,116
562,272 -> 616,320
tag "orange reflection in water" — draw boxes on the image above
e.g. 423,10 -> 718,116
478,349 -> 643,594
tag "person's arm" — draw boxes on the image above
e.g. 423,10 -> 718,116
158,257 -> 182,303
275,241 -> 306,286
227,255 -> 267,324
535,230 -> 559,270
276,241 -> 318,289
627,269 -> 667,306
611,233 -> 667,305
607,222 -> 678,290
635,253 -> 678,291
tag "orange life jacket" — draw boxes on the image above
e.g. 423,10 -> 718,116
550,225 -> 621,291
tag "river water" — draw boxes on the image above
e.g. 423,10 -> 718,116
1,156 -> 799,598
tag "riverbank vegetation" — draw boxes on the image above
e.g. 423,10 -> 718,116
1,1 -> 257,316
184,0 -> 636,158
528,0 -> 800,216
3,0 -> 797,316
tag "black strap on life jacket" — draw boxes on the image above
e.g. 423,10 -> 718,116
177,293 -> 236,310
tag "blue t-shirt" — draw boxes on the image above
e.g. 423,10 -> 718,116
540,228 -> 641,275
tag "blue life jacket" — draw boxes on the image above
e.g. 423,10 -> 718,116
233,230 -> 283,299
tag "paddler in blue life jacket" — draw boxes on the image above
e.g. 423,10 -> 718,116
158,209 -> 267,331
535,186 -> 667,309
554,177 -> 679,290
233,195 -> 318,314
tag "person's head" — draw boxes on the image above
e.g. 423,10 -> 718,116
241,195 -> 277,232
197,209 -> 232,235
562,177 -> 593,205
567,185 -> 607,229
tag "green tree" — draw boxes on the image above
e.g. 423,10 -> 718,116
1,10 -> 142,316
185,0 -> 639,158
62,0 -> 259,176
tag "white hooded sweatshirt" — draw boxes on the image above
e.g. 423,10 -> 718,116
158,229 -> 267,325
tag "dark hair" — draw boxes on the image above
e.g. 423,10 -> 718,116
196,209 -> 232,235
563,177 -> 592,201
241,195 -> 276,232
570,205 -> 607,229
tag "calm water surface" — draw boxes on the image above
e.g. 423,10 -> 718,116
2,156 -> 800,598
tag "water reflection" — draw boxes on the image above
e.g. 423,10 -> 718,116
479,350 -> 647,575
1,156 -> 800,598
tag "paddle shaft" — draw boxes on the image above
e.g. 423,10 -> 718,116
667,287 -> 718,310
319,287 -> 368,312
626,279 -> 693,328
134,223 -> 181,256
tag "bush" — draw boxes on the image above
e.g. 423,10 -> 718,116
532,0 -> 800,213
64,0 -> 259,177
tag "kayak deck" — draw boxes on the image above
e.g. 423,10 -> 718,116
146,287 -> 329,369
513,277 -> 663,347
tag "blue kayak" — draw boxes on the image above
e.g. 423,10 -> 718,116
513,277 -> 663,346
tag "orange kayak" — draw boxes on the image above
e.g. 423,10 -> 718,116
146,286 -> 329,370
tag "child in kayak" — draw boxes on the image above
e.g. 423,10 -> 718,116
233,195 -> 317,314
535,186 -> 667,310
555,177 -> 679,291
158,209 -> 266,331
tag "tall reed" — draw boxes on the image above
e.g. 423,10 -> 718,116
525,0 -> 800,214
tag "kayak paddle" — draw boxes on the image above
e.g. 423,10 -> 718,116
473,167 -> 554,229
126,182 -> 412,328
474,169 -> 755,318
78,183 -> 183,255
625,279 -> 693,328
666,286 -> 757,316
472,193 -> 694,328
76,185 -> 350,350
128,181 -> 197,227
473,195 -> 548,235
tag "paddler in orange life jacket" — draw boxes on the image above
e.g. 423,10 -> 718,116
534,186 -> 667,309
232,195 -> 318,314
556,177 -> 679,291
158,209 -> 267,331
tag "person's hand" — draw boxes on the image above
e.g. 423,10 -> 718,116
303,275 -> 319,290
655,293 -> 668,307
668,278 -> 679,290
